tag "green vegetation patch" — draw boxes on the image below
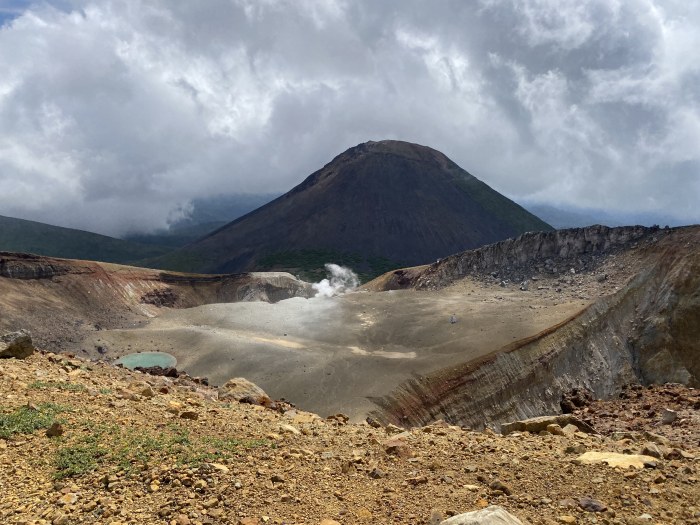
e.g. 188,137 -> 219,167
28,380 -> 86,392
55,442 -> 105,478
53,422 -> 274,479
452,174 -> 553,233
179,435 -> 271,467
142,250 -> 209,273
0,403 -> 67,439
0,214 -> 171,265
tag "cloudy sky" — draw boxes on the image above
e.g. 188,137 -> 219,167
0,0 -> 698,236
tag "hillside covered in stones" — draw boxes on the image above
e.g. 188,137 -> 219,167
1,346 -> 698,525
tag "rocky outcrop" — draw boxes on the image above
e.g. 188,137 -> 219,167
573,452 -> 659,469
0,252 -> 80,279
1,252 -> 313,304
370,227 -> 700,430
225,272 -> 315,303
153,271 -> 314,305
501,415 -> 594,435
440,506 -> 524,525
377,225 -> 658,291
218,377 -> 271,405
629,244 -> 700,385
0,330 -> 34,359
140,288 -> 178,307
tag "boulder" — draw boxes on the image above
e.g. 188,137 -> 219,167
640,442 -> 663,459
546,423 -> 565,436
45,422 -> 64,438
573,451 -> 658,469
660,408 -> 677,424
218,377 -> 271,405
133,365 -> 179,378
440,505 -> 523,524
383,436 -> 414,458
560,387 -> 593,413
501,415 -> 595,435
579,496 -> 607,512
0,330 -> 35,359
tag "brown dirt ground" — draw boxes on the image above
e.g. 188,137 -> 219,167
1,351 -> 698,525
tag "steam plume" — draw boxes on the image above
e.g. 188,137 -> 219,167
312,264 -> 359,298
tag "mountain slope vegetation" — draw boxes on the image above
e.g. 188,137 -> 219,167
0,215 -> 171,264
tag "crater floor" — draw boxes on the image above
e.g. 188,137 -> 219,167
84,280 -> 588,419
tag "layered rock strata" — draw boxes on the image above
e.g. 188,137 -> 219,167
370,226 -> 699,429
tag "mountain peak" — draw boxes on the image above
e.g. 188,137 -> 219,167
155,141 -> 553,276
332,140 -> 455,169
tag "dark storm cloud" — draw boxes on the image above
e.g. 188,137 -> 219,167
0,0 -> 697,235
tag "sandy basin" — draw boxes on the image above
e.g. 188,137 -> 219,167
87,285 -> 587,420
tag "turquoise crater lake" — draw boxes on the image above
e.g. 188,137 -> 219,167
114,351 -> 177,370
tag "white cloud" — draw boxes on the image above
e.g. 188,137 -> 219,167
515,0 -> 607,50
0,0 -> 697,236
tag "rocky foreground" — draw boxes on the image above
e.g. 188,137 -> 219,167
0,346 -> 698,525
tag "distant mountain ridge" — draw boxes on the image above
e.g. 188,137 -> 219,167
0,215 -> 170,264
155,140 -> 553,277
524,203 -> 690,230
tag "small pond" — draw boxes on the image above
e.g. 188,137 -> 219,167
114,351 -> 177,370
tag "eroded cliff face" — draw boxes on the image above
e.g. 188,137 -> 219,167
0,252 -> 313,351
376,225 -> 657,291
631,245 -> 700,385
0,252 -> 84,279
370,226 -> 700,430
